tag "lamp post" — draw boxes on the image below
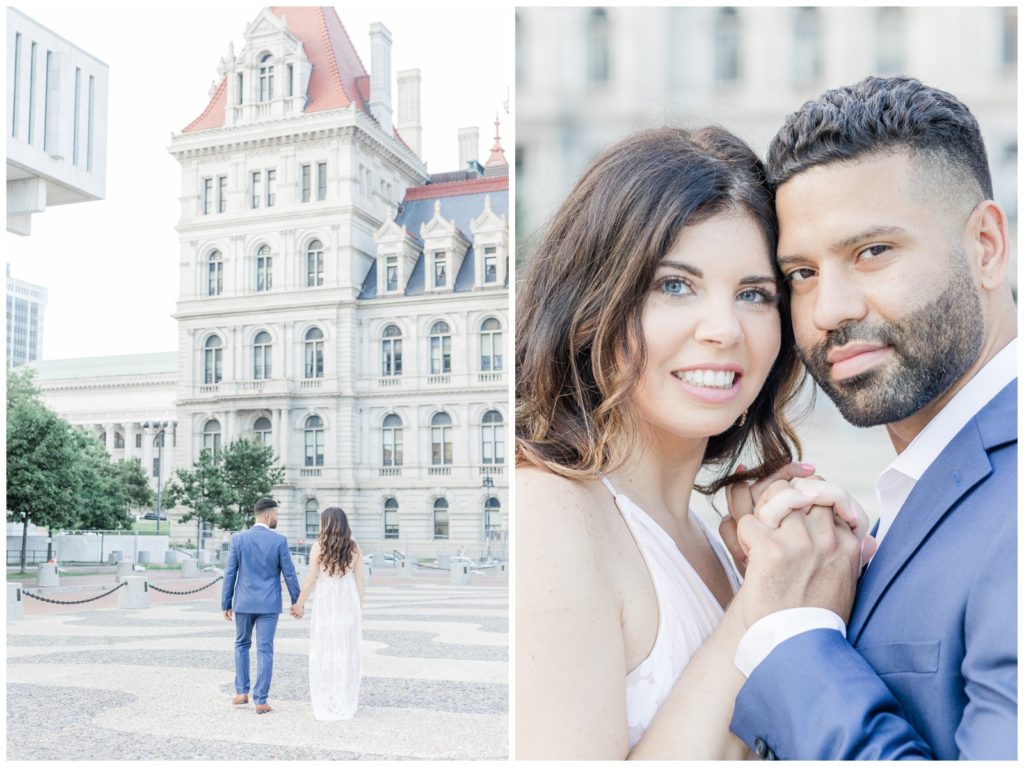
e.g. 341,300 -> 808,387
481,474 -> 495,561
143,420 -> 176,534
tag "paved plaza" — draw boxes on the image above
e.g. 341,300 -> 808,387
7,571 -> 508,760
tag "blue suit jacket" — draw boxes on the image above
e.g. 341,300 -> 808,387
732,380 -> 1017,759
220,525 -> 301,614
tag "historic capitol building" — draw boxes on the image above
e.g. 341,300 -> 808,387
30,7 -> 509,559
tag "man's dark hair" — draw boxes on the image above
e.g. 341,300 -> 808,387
766,76 -> 992,199
254,498 -> 278,514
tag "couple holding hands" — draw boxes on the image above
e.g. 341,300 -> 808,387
517,76 -> 1016,759
221,499 -> 365,721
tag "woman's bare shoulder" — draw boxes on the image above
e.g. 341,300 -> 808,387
517,466 -> 617,551
517,465 -> 601,504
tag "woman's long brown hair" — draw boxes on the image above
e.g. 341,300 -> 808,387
318,507 -> 357,576
516,126 -> 806,495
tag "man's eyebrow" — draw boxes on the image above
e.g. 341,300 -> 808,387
833,225 -> 910,250
776,225 -> 911,266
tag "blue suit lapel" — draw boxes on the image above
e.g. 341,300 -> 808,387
848,379 -> 1017,643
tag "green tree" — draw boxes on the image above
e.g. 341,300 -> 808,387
220,438 -> 286,530
165,449 -> 231,556
71,432 -> 136,531
114,458 -> 156,512
6,368 -> 79,571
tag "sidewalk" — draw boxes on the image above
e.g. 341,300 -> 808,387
7,572 -> 508,760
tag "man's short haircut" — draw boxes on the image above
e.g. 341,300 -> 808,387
254,497 -> 278,514
766,76 -> 992,200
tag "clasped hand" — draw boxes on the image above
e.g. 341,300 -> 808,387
290,604 -> 304,619
720,463 -> 877,628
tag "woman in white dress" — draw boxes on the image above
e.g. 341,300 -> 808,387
515,127 -> 868,758
293,506 -> 365,721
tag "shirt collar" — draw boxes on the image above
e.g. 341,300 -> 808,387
254,522 -> 270,530
886,337 -> 1018,482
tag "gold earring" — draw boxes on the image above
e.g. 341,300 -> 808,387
736,409 -> 748,428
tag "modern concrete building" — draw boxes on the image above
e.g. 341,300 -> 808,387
6,6 -> 108,236
6,264 -> 48,367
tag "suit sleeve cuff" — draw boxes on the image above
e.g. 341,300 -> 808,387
734,607 -> 846,678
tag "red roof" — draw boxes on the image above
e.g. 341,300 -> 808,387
404,175 -> 508,202
183,6 -> 370,133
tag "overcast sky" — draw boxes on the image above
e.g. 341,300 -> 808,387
7,2 -> 512,361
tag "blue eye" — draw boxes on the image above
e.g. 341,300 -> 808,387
658,277 -> 693,296
737,288 -> 777,304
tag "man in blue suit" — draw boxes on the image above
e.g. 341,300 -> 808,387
221,497 -> 301,714
725,77 -> 1017,759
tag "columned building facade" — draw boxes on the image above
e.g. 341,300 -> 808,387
167,7 -> 508,557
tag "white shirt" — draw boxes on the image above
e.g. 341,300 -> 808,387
735,338 -> 1018,677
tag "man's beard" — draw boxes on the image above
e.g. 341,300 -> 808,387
800,253 -> 984,427
268,517 -> 277,529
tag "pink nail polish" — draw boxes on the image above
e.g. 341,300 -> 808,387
799,462 -> 815,471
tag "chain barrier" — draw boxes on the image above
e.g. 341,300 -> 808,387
149,575 -> 224,596
22,581 -> 127,605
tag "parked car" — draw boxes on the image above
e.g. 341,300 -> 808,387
142,512 -> 166,521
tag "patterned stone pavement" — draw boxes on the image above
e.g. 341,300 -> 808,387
6,572 -> 508,760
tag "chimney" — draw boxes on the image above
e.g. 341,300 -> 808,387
458,127 -> 479,171
369,23 -> 393,134
396,69 -> 422,156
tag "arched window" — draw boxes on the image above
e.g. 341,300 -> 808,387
384,497 -> 399,539
204,335 -> 223,384
793,7 -> 823,86
480,318 -> 503,372
306,239 -> 324,287
381,324 -> 402,377
305,498 -> 319,540
304,327 -> 324,379
481,410 -> 504,465
485,496 -> 501,537
433,498 -> 449,540
253,416 -> 272,445
431,411 -> 453,465
256,245 -> 272,292
382,413 -> 403,466
586,8 -> 610,84
258,53 -> 274,102
876,7 -> 905,75
430,320 -> 451,375
253,331 -> 272,380
714,7 -> 741,83
208,250 -> 223,296
114,431 -> 125,449
203,419 -> 222,457
304,414 -> 324,467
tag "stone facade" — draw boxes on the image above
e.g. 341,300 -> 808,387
29,7 -> 509,560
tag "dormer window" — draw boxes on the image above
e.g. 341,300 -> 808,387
385,256 -> 398,292
484,247 -> 497,283
258,54 -> 274,101
433,252 -> 447,288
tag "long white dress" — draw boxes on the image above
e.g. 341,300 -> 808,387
600,477 -> 741,749
308,566 -> 363,720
